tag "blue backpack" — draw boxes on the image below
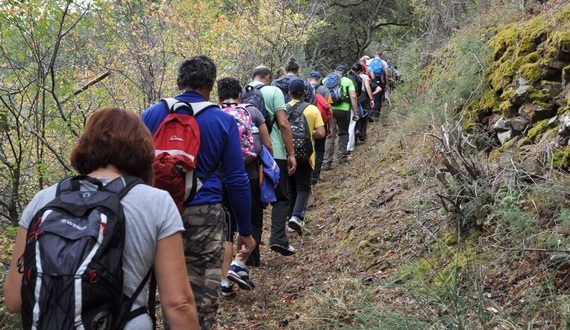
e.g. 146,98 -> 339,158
324,73 -> 345,105
369,58 -> 384,75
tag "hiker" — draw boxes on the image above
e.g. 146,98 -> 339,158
356,62 -> 382,142
5,107 -> 199,329
321,65 -> 359,170
359,56 -> 371,78
216,77 -> 272,297
246,66 -> 298,256
307,71 -> 331,184
286,79 -> 325,235
272,58 -> 314,104
141,55 -> 255,329
368,51 -> 390,117
346,64 -> 364,153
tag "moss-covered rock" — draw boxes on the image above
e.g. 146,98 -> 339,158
529,89 -> 552,103
519,63 -> 543,81
526,52 -> 541,63
455,4 -> 570,169
477,90 -> 500,114
499,100 -> 513,114
527,119 -> 550,142
551,146 -> 570,168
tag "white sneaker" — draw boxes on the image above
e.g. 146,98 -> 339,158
287,216 -> 304,236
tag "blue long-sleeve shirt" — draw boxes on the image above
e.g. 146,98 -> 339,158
141,91 -> 252,236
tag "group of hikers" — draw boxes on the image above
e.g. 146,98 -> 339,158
4,50 -> 397,329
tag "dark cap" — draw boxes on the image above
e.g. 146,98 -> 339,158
335,64 -> 347,72
309,71 -> 322,79
288,79 -> 306,95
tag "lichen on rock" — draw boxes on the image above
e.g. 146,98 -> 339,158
459,4 -> 570,168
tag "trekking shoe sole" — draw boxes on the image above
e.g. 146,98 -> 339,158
270,244 -> 296,256
287,219 -> 303,236
226,270 -> 253,290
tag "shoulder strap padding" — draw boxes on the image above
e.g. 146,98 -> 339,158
57,176 -> 143,200
191,101 -> 218,116
286,102 -> 309,115
161,98 -> 218,116
297,102 -> 310,114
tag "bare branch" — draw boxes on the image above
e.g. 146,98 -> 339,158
60,71 -> 111,105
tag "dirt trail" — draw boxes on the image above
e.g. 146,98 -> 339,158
218,114 -> 440,329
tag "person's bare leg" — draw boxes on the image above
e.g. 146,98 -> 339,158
221,242 -> 233,281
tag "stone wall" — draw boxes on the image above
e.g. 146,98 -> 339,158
463,5 -> 570,169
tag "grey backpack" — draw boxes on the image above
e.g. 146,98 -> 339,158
20,176 -> 151,330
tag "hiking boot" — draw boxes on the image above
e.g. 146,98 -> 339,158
270,243 -> 296,256
227,263 -> 253,290
288,216 -> 304,236
321,163 -> 331,171
220,281 -> 235,298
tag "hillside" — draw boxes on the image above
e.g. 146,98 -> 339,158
219,3 -> 570,329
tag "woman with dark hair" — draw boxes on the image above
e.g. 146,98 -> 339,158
272,58 -> 314,103
4,107 -> 199,329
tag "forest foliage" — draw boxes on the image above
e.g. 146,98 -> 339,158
0,0 -> 484,226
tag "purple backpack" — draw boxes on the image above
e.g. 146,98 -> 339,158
221,103 -> 257,163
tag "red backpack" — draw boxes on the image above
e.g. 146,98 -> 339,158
152,98 -> 214,210
315,93 -> 332,124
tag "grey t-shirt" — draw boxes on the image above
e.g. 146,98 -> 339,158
18,178 -> 185,329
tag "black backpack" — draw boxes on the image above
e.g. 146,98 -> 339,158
20,176 -> 153,330
242,84 -> 273,134
286,102 -> 313,163
272,76 -> 315,105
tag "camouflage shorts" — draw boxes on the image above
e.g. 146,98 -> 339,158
181,203 -> 227,330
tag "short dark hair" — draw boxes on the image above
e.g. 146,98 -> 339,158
285,58 -> 299,73
177,55 -> 217,90
289,79 -> 305,99
351,63 -> 364,73
252,66 -> 271,79
70,107 -> 154,184
217,77 -> 242,101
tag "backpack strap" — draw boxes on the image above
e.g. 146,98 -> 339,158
296,102 -> 310,115
287,101 -> 309,115
191,101 -> 218,117
147,271 -> 158,328
161,98 -> 218,117
162,98 -> 192,114
115,268 -> 154,329
245,83 -> 265,92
